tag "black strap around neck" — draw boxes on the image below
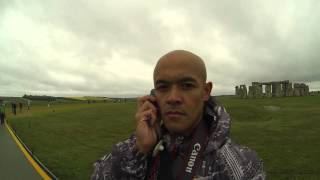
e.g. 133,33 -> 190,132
156,119 -> 208,180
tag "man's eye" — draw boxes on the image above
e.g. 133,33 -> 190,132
156,85 -> 168,91
181,83 -> 195,90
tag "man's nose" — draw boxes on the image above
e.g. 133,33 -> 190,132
166,87 -> 182,105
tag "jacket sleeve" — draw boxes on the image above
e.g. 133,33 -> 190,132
218,141 -> 266,180
91,135 -> 149,180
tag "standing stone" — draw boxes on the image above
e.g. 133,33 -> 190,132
252,82 -> 263,98
272,82 -> 282,97
306,85 -> 309,96
301,84 -> 305,96
235,86 -> 239,96
248,86 -> 253,98
281,83 -> 286,96
281,80 -> 290,97
293,83 -> 301,96
258,84 -> 263,98
265,84 -> 272,98
301,83 -> 309,96
257,84 -> 263,98
287,83 -> 293,96
240,85 -> 248,98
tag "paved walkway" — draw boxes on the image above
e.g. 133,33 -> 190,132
0,123 -> 42,180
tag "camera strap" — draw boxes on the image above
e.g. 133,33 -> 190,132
176,118 -> 208,180
148,118 -> 208,180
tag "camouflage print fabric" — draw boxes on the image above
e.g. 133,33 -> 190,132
91,98 -> 266,180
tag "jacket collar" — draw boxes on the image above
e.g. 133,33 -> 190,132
203,96 -> 231,154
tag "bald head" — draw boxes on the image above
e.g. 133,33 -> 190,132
153,50 -> 207,83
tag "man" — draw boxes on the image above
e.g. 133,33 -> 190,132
92,50 -> 265,180
27,100 -> 31,110
0,100 -> 5,126
12,102 -> 17,115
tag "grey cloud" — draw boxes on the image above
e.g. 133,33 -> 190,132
1,0 -> 320,96
180,1 -> 320,86
15,0 -> 169,64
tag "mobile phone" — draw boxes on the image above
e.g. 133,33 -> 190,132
149,89 -> 160,118
146,89 -> 158,127
150,88 -> 156,97
149,89 -> 165,156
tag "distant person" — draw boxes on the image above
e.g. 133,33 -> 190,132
19,102 -> 23,112
12,103 -> 17,115
0,100 -> 5,126
91,50 -> 265,179
27,100 -> 31,110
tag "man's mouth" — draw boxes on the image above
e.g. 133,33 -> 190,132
165,111 -> 186,118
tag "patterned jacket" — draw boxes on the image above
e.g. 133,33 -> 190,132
91,99 -> 266,180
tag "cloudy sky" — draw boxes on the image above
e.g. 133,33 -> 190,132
1,0 -> 319,97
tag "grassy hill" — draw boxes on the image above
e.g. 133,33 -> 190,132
66,96 -> 110,102
0,96 -> 29,103
6,96 -> 320,179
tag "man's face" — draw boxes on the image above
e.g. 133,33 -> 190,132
154,56 -> 211,135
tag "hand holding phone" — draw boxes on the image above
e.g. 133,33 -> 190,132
135,90 -> 160,154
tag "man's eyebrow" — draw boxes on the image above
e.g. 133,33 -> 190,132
178,77 -> 197,83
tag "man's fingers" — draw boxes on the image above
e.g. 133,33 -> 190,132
138,109 -> 157,127
137,95 -> 156,107
136,98 -> 158,121
140,100 -> 157,113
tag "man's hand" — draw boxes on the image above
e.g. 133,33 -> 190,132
135,95 -> 159,155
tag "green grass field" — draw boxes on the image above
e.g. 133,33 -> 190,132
6,96 -> 320,180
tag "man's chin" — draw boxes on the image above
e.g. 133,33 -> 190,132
163,121 -> 187,135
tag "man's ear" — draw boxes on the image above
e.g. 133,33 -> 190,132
203,82 -> 212,101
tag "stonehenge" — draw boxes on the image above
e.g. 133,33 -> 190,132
235,85 -> 248,98
235,80 -> 309,98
